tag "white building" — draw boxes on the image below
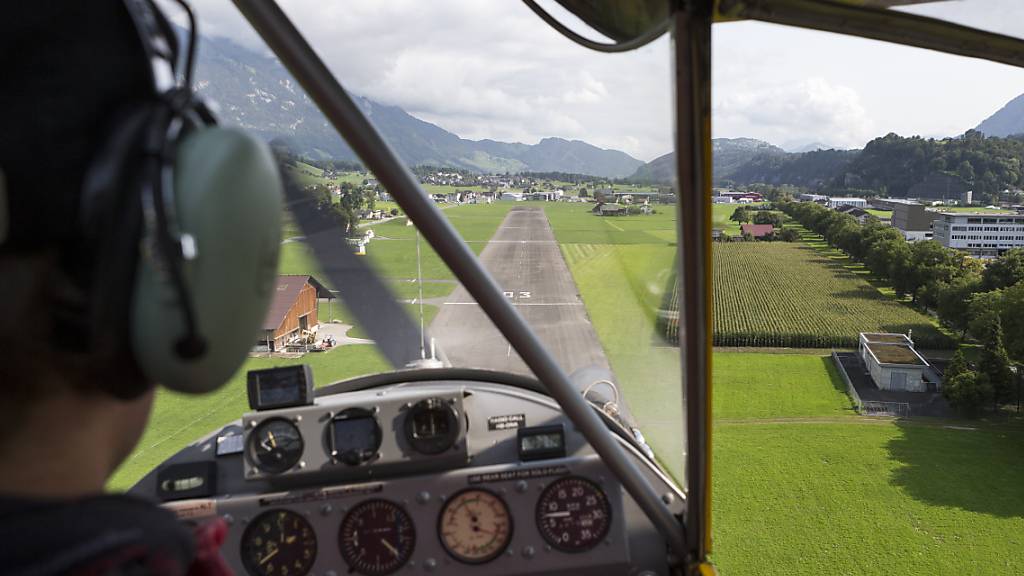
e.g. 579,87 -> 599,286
932,212 -> 1024,258
712,196 -> 734,204
826,197 -> 868,209
500,192 -> 524,202
858,333 -> 931,392
798,193 -> 828,203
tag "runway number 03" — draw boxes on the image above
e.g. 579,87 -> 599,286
504,291 -> 531,299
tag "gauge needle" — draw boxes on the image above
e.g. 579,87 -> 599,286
267,430 -> 278,448
543,511 -> 572,518
260,548 -> 279,565
286,535 -> 296,544
380,538 -> 400,558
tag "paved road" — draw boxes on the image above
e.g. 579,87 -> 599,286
430,207 -> 611,377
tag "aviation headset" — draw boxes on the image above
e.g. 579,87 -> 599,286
0,0 -> 284,399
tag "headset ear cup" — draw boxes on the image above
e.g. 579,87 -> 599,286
131,127 -> 282,393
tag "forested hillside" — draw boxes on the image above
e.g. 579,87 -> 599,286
632,130 -> 1024,204
834,131 -> 1024,202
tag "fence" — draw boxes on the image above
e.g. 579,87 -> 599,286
831,351 -> 913,417
860,401 -> 912,417
831,351 -> 863,412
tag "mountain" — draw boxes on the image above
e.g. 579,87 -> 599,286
628,151 -> 674,183
628,138 -> 786,183
194,35 -> 642,177
976,93 -> 1024,138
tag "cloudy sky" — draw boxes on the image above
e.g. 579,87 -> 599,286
183,0 -> 1024,161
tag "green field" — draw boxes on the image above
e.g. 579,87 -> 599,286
710,352 -> 1024,575
709,242 -> 952,349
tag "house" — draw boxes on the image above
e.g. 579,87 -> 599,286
740,223 -> 774,238
858,333 -> 931,392
835,205 -> 874,225
257,275 -> 332,352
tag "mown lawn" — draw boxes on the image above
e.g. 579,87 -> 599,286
712,420 -> 1024,575
713,352 -> 854,419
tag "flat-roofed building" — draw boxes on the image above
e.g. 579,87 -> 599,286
858,333 -> 931,392
884,199 -> 935,241
932,212 -> 1024,258
827,197 -> 868,209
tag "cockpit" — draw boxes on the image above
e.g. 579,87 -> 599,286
73,1 -> 1024,576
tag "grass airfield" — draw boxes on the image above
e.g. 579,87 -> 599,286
111,199 -> 1024,575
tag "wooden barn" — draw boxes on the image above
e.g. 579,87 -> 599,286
257,275 -> 331,352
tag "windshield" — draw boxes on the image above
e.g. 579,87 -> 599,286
111,2 -> 1024,574
112,0 -> 685,488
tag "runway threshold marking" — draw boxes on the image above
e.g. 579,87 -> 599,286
443,302 -> 583,306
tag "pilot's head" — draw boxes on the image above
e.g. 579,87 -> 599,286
0,1 -> 161,489
0,0 -> 284,495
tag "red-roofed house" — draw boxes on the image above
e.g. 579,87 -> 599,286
257,275 -> 331,352
740,224 -> 775,238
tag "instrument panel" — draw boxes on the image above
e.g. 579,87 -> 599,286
140,373 -> 683,576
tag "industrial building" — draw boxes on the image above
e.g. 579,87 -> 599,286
858,333 -> 932,392
883,199 -> 935,241
932,212 -> 1024,258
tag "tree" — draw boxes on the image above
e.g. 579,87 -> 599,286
730,206 -> 752,224
999,282 -> 1024,362
779,228 -> 800,242
906,240 -> 959,304
978,315 -> 1015,409
982,248 -> 1024,290
945,348 -> 971,382
935,274 -> 982,335
753,211 -> 784,228
967,290 -> 1003,342
943,371 -> 992,416
957,159 -> 975,183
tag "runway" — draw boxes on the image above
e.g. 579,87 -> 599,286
430,206 -> 611,378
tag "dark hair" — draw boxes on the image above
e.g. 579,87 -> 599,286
0,1 -> 154,413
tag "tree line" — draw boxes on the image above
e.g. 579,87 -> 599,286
715,131 -> 1024,206
779,201 -> 1024,414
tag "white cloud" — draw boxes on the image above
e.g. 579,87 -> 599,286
179,0 -> 1024,162
183,0 -> 673,161
716,77 -> 875,149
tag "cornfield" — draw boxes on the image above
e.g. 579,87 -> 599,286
659,243 -> 954,349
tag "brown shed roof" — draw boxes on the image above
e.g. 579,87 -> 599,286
741,224 -> 774,237
261,275 -> 330,332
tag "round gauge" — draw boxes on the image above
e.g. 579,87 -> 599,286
439,488 -> 513,564
240,509 -> 317,576
248,418 -> 304,474
535,476 -> 612,553
330,408 -> 382,466
403,397 -> 460,455
338,499 -> 416,575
